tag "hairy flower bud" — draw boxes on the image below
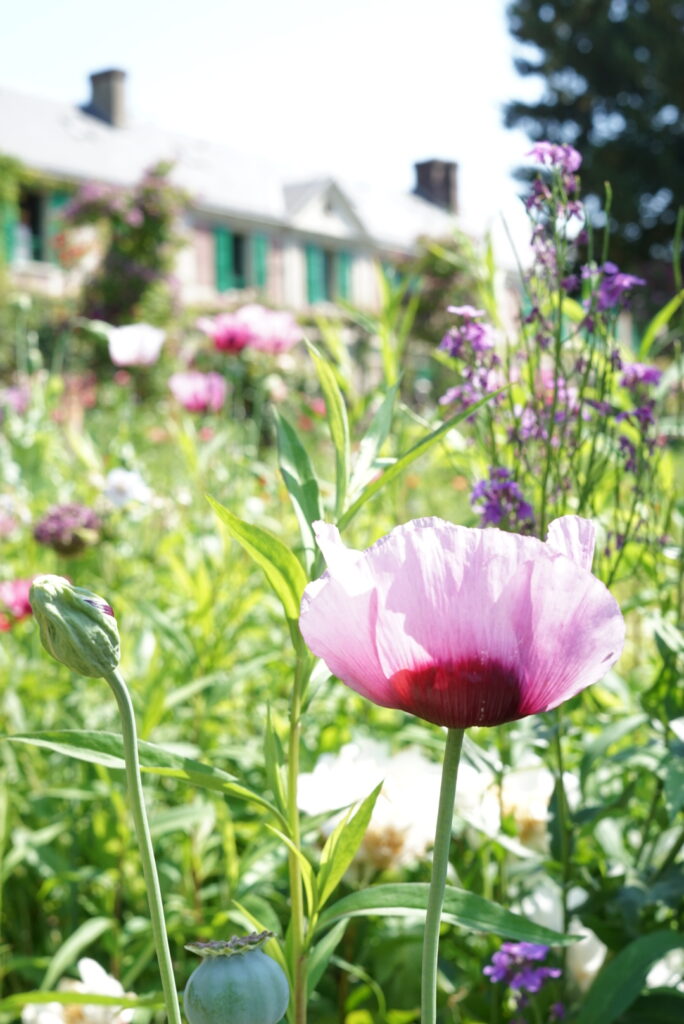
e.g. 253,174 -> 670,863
29,574 -> 120,678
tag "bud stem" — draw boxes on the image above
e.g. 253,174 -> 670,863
420,726 -> 465,1024
104,667 -> 182,1024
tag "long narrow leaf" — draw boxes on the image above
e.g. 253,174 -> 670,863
316,783 -> 383,908
306,341 -> 350,518
275,411 -> 321,557
347,385 -> 399,501
316,883 -> 575,944
7,731 -> 282,821
41,917 -> 113,990
208,495 -> 307,622
640,288 -> 684,357
576,931 -> 684,1024
339,391 -> 502,529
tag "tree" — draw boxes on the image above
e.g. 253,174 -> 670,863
504,0 -> 684,293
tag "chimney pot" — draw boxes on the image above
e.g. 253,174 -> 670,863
413,159 -> 458,214
87,69 -> 127,128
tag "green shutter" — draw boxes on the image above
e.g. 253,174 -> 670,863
47,190 -> 70,263
335,251 -> 352,300
252,233 -> 268,290
306,244 -> 326,304
0,198 -> 18,266
214,227 -> 235,292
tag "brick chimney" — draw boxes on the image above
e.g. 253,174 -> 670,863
87,69 -> 127,128
413,159 -> 458,213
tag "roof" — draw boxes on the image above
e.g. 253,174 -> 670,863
0,82 -> 459,252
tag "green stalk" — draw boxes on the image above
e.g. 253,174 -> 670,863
104,668 -> 182,1024
421,727 -> 465,1024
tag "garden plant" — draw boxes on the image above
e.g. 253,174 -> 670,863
0,143 -> 683,1024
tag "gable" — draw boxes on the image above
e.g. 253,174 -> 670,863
288,181 -> 367,241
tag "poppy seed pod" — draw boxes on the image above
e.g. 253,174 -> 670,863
29,575 -> 120,679
184,933 -> 289,1024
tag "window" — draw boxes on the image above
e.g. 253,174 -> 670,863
214,227 -> 269,292
306,244 -> 352,304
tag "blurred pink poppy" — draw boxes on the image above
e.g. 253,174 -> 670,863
0,578 -> 33,629
198,304 -> 301,355
168,371 -> 227,413
299,516 -> 624,729
196,312 -> 253,353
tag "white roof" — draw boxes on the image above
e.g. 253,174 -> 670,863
0,83 -> 459,251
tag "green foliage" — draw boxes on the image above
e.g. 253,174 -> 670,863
66,162 -> 190,326
505,0 -> 684,287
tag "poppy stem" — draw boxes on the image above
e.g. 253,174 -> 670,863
104,668 -> 182,1024
421,727 -> 465,1024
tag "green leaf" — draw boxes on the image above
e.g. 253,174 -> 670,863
664,760 -> 684,820
265,824 -> 317,917
264,706 -> 287,816
338,391 -> 502,529
207,495 -> 307,622
275,411 -> 322,555
0,992 -> 163,1013
307,919 -> 349,995
316,783 -> 383,909
618,992 -> 684,1024
640,288 -> 684,358
576,931 -> 684,1024
315,883 -> 575,944
41,916 -> 113,989
347,385 -> 399,501
306,341 -> 351,518
6,730 -> 282,820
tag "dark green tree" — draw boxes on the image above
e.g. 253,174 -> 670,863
504,0 -> 684,290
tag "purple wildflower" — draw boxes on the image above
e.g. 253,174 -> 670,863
527,142 -> 582,174
595,262 -> 646,310
471,468 -> 535,533
33,503 -> 102,556
484,941 -> 562,998
620,362 -> 662,389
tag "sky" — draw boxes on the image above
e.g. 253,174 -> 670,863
0,0 -> 542,261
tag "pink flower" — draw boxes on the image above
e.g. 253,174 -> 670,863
299,516 -> 624,729
196,313 -> 253,353
0,578 -> 33,625
198,305 -> 301,355
106,324 -> 166,367
168,371 -> 227,412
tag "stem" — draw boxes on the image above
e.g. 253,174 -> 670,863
421,727 -> 465,1024
104,668 -> 182,1024
287,684 -> 307,1024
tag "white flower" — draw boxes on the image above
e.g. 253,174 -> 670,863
298,738 -> 442,869
455,756 -> 578,853
521,878 -> 607,993
646,948 -> 684,992
103,468 -> 152,508
21,958 -> 134,1024
106,324 -> 165,366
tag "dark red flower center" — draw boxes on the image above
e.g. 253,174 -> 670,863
388,656 -> 524,728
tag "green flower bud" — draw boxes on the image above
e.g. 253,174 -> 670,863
184,932 -> 289,1024
29,574 -> 120,678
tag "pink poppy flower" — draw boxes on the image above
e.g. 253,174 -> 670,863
299,516 -> 624,729
168,371 -> 227,413
196,313 -> 253,353
0,578 -> 33,627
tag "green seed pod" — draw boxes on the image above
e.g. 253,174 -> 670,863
29,574 -> 120,679
184,932 -> 289,1024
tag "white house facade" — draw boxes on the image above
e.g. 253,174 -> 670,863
0,70 -> 462,312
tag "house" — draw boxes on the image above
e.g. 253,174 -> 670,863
0,70 -> 461,312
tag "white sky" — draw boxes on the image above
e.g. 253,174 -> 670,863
1,0 -> 542,261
